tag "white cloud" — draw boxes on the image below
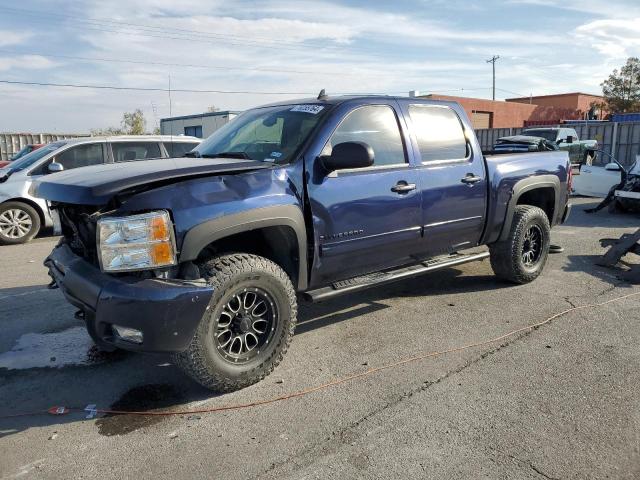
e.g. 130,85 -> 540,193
1,0 -> 636,131
0,55 -> 57,72
0,30 -> 32,47
507,0 -> 640,17
574,18 -> 640,59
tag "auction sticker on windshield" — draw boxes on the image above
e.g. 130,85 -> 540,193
290,105 -> 324,114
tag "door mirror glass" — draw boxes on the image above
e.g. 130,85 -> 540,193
321,142 -> 374,171
605,162 -> 621,171
48,161 -> 64,174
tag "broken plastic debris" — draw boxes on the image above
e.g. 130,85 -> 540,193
48,406 -> 70,415
85,404 -> 98,419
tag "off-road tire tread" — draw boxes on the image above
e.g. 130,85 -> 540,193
489,205 -> 550,284
174,253 -> 297,392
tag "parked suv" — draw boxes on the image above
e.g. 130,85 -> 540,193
38,96 -> 571,392
0,135 -> 200,244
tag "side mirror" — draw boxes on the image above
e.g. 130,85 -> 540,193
48,161 -> 64,174
321,142 -> 374,172
605,162 -> 621,171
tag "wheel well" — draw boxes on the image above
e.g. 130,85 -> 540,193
2,198 -> 45,226
516,187 -> 555,221
196,226 -> 300,286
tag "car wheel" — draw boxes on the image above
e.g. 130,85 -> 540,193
489,205 -> 551,284
0,201 -> 41,245
174,253 -> 297,392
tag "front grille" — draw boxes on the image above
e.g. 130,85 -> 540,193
58,205 -> 99,265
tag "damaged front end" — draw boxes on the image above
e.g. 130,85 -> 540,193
44,202 -> 213,353
585,158 -> 640,214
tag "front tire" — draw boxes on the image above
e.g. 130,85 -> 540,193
0,201 -> 41,245
489,205 -> 551,284
174,253 -> 297,392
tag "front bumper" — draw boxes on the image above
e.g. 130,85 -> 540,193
45,243 -> 213,353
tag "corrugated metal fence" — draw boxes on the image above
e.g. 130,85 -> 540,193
476,121 -> 640,167
0,133 -> 89,162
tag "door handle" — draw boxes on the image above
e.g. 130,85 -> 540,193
391,181 -> 416,193
461,174 -> 482,185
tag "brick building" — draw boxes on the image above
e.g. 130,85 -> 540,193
412,91 -> 606,129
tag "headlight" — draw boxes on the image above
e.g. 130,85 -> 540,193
97,211 -> 176,272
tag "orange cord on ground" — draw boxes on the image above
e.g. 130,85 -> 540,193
3,289 -> 640,420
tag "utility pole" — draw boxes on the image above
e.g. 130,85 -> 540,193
486,55 -> 500,100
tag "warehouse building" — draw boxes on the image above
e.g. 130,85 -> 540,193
160,110 -> 239,138
410,91 -> 606,129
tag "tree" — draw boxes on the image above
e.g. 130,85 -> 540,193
122,109 -> 147,134
91,109 -> 149,136
601,57 -> 640,114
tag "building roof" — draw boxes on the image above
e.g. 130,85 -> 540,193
160,110 -> 240,122
506,92 -> 604,101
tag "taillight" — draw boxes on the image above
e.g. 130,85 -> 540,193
567,164 -> 573,193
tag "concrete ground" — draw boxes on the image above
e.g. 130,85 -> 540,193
1,197 -> 639,480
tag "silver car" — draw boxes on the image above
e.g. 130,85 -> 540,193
0,135 -> 201,244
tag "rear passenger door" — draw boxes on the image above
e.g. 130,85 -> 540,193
110,142 -> 162,162
401,102 -> 487,256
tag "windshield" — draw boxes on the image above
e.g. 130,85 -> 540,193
194,104 -> 329,164
7,142 -> 66,173
522,129 -> 558,142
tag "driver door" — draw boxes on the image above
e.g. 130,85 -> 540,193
308,102 -> 422,286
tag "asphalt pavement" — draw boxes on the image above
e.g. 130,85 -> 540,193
1,197 -> 639,480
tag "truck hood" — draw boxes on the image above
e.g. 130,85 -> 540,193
31,157 -> 271,205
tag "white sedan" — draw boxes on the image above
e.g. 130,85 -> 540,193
572,163 -> 622,197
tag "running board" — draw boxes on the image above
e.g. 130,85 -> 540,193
303,251 -> 490,303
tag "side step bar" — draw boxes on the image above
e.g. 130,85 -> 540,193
303,251 -> 490,303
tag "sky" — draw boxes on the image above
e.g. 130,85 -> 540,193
0,0 -> 638,132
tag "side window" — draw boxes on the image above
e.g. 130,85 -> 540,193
327,105 -> 406,166
55,143 -> 105,170
409,106 -> 467,162
163,142 -> 198,157
112,142 -> 162,162
184,126 -> 203,138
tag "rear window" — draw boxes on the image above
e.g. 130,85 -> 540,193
164,142 -> 198,157
409,105 -> 467,162
111,142 -> 162,162
523,129 -> 557,142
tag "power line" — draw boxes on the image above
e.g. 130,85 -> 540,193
0,6 -> 354,52
0,79 -> 514,99
0,49 -> 401,78
0,6 -> 367,57
496,87 -> 528,98
0,79 -> 416,96
0,79 -> 313,95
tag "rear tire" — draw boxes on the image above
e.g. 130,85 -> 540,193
0,201 -> 41,245
489,205 -> 550,284
174,253 -> 297,392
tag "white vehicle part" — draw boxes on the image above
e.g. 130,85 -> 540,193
572,165 -> 622,198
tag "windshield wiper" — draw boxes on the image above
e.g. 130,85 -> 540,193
183,151 -> 201,158
202,151 -> 251,160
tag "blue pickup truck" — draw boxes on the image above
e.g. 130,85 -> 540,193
36,95 -> 571,391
